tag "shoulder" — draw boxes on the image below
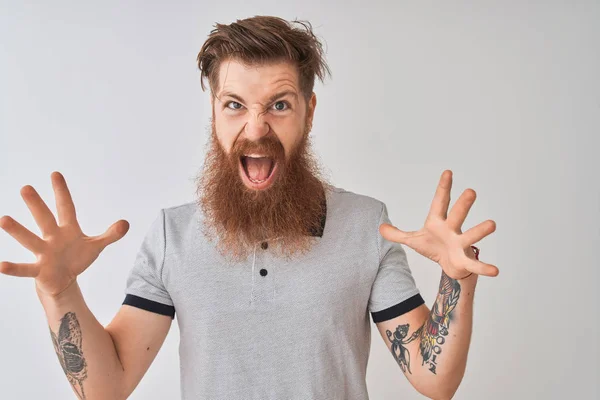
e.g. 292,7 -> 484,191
159,201 -> 203,240
327,186 -> 385,229
324,185 -> 387,262
162,201 -> 199,221
326,184 -> 385,219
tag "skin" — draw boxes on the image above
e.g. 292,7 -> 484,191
211,59 -> 317,190
380,170 -> 498,279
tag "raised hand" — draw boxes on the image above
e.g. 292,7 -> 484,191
379,170 -> 498,279
0,172 -> 130,297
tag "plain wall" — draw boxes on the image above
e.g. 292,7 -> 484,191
1,1 -> 598,399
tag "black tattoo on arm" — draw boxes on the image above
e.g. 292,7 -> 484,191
386,323 -> 422,374
419,271 -> 462,375
50,312 -> 88,399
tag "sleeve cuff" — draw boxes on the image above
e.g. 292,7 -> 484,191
370,293 -> 425,323
123,294 -> 176,319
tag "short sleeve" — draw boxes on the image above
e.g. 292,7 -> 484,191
122,209 -> 175,319
368,203 -> 424,323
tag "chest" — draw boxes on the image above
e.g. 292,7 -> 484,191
164,239 -> 378,327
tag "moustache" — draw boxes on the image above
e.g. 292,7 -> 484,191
231,136 -> 284,158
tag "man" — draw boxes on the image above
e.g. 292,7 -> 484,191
0,16 -> 498,400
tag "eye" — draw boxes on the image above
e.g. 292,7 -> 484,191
272,101 -> 289,112
226,101 -> 243,110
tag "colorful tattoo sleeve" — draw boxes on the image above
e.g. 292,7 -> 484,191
385,271 -> 462,375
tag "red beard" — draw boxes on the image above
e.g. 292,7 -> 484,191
195,119 -> 329,262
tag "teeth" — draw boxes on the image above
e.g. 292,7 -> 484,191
249,177 -> 267,183
244,154 -> 267,158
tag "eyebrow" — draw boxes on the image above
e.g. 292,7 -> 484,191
219,90 -> 298,105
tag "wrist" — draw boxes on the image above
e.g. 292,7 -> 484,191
457,271 -> 478,282
36,279 -> 80,305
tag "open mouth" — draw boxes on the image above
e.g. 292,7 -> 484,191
239,154 -> 278,190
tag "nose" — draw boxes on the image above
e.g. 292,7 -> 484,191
243,109 -> 270,141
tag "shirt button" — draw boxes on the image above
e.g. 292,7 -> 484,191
259,268 -> 268,276
261,241 -> 268,250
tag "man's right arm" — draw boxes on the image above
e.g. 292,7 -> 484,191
38,280 -> 172,400
0,172 -> 173,399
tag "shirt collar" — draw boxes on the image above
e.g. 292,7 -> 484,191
308,195 -> 327,237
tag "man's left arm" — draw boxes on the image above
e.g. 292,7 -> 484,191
376,170 -> 498,399
374,258 -> 478,400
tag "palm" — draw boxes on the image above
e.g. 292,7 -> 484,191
34,225 -> 103,295
379,170 -> 498,279
0,172 -> 129,296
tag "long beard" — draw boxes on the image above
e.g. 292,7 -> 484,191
195,120 -> 329,263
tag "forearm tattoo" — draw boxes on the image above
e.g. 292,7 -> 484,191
385,272 -> 462,375
50,312 -> 88,399
419,272 -> 462,374
385,323 -> 422,374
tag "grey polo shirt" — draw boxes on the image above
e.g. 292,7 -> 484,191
123,185 -> 424,399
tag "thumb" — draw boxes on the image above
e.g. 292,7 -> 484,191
94,219 -> 130,249
379,223 -> 411,244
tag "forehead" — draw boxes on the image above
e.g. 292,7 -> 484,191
216,59 -> 300,100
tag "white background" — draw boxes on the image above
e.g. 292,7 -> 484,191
1,1 -> 598,399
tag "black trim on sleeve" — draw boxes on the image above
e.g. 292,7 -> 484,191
370,293 -> 425,323
123,294 -> 175,319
